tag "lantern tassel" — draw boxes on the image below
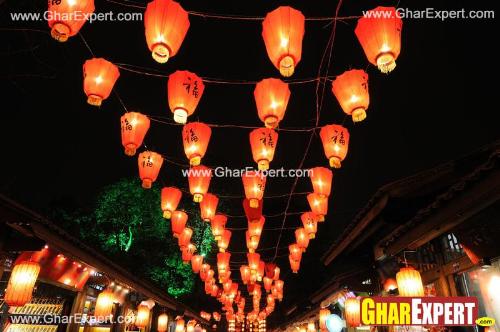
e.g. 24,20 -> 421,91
376,53 -> 397,74
352,108 -> 367,122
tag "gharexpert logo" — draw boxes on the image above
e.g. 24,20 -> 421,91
360,297 -> 479,326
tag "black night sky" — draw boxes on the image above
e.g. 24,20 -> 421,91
1,0 -> 499,326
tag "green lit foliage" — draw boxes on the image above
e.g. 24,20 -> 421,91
55,178 -> 215,298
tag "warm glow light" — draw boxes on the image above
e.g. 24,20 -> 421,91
83,58 -> 120,106
168,70 -> 204,124
121,112 -> 150,156
331,70 -> 369,122
161,187 -> 182,219
254,78 -> 290,128
250,128 -> 279,170
171,210 -> 188,237
200,193 -> 219,222
138,151 -> 163,189
188,165 -> 212,202
94,289 -> 115,319
396,267 -> 424,297
344,297 -> 360,327
182,122 -> 211,166
158,313 -> 169,332
242,171 -> 266,208
309,167 -> 333,198
135,304 -> 150,328
5,261 -> 40,307
319,124 -> 350,168
48,0 -> 94,42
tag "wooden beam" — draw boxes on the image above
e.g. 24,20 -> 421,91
323,194 -> 388,265
384,170 -> 500,257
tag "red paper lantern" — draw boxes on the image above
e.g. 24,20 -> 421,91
183,122 -> 211,166
178,227 -> 193,248
246,231 -> 260,253
120,112 -> 150,156
248,216 -> 265,240
158,313 -> 169,332
144,0 -> 190,63
171,210 -> 187,237
254,78 -> 290,128
309,167 -> 333,198
48,0 -> 94,42
222,280 -> 232,293
262,7 -> 305,77
182,243 -> 196,262
5,261 -> 40,307
247,253 -> 260,271
263,277 -> 273,293
161,187 -> 182,219
200,193 -> 219,222
138,151 -> 163,189
266,294 -> 275,307
301,212 -> 318,239
344,297 -> 361,327
295,228 -> 309,252
94,288 -> 115,319
191,255 -> 203,274
273,266 -> 280,281
210,214 -> 227,241
218,229 -> 231,252
240,265 -> 251,284
383,278 -> 398,292
289,243 -> 302,262
331,69 -> 370,122
355,7 -> 402,74
135,305 -> 151,328
242,171 -> 266,208
200,263 -> 210,281
168,70 -> 204,124
289,256 -> 300,273
243,198 -> 263,222
249,128 -> 279,170
307,193 -> 328,222
188,165 -> 212,202
175,318 -> 185,332
83,58 -> 120,107
217,252 -> 231,274
319,124 -> 350,168
396,267 -> 424,297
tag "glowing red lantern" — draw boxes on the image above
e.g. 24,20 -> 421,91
262,7 -> 305,77
144,0 -> 190,63
183,122 -> 211,166
5,261 -> 40,307
191,255 -> 203,274
83,58 -> 120,107
319,124 -> 349,168
246,231 -> 260,253
120,112 -> 149,156
263,277 -> 273,293
249,128 -> 278,170
384,278 -> 398,292
248,216 -> 265,241
309,167 -> 333,198
355,7 -> 402,74
182,243 -> 196,262
176,318 -> 185,332
218,229 -> 231,252
200,193 -> 219,222
188,165 -> 212,202
243,198 -> 263,222
168,70 -> 204,124
332,69 -> 370,122
307,193 -> 328,222
240,265 -> 251,284
160,187 -> 182,219
94,288 -> 115,319
289,243 -> 302,262
48,0 -> 94,42
170,210 -> 187,237
254,78 -> 290,128
158,313 -> 169,332
210,214 -> 227,241
178,227 -> 193,248
396,267 -> 424,297
138,151 -> 163,189
301,212 -> 318,239
295,228 -> 309,252
223,280 -> 232,293
135,304 -> 150,328
344,297 -> 361,327
289,256 -> 300,273
319,309 -> 330,330
247,253 -> 260,271
217,252 -> 231,274
242,171 -> 266,208
200,263 -> 210,281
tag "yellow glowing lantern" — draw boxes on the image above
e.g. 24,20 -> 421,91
158,313 -> 169,332
135,304 -> 150,328
396,267 -> 424,297
5,261 -> 40,307
344,297 -> 361,327
94,288 -> 115,319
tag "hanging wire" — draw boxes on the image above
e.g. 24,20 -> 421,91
102,0 -> 361,22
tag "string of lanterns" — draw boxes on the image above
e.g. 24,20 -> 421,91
42,0 -> 405,324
